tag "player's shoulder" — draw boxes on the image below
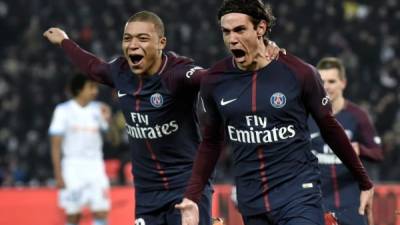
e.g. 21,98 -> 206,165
277,52 -> 318,79
53,100 -> 74,115
165,51 -> 195,68
208,56 -> 235,75
344,100 -> 370,119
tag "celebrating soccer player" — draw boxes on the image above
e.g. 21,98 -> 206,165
176,1 -> 374,225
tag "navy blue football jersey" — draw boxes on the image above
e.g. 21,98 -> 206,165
61,40 -> 208,213
185,53 -> 372,216
308,101 -> 382,210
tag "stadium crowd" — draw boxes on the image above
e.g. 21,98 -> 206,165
0,0 -> 399,186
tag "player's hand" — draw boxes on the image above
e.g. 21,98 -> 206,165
43,27 -> 69,45
55,176 -> 65,189
351,142 -> 360,156
359,187 -> 374,224
265,40 -> 286,61
175,198 -> 199,225
101,104 -> 112,123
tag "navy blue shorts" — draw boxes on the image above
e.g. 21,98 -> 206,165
135,187 -> 212,225
242,194 -> 324,225
328,207 -> 367,225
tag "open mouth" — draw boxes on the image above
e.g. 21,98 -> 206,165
129,54 -> 144,65
231,49 -> 246,60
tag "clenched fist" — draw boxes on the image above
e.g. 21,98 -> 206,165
43,27 -> 69,45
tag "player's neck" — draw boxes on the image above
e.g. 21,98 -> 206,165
238,41 -> 272,71
332,97 -> 345,115
74,97 -> 90,107
140,52 -> 164,77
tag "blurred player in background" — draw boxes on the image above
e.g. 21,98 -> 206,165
44,9 -> 280,225
49,74 -> 111,225
177,0 -> 374,225
308,57 -> 384,225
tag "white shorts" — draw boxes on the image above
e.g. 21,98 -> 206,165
59,159 -> 111,214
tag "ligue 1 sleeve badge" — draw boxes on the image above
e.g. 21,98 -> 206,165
150,93 -> 164,108
270,92 -> 286,108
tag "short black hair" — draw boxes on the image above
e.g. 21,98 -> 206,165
217,0 -> 276,37
69,74 -> 89,97
127,11 -> 165,37
317,57 -> 347,80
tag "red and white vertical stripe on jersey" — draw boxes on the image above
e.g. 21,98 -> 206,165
133,78 -> 169,190
145,140 -> 170,190
252,71 -> 271,211
331,164 -> 340,208
251,72 -> 257,112
134,78 -> 143,111
258,147 -> 271,211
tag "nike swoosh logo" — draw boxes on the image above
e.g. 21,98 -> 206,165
310,132 -> 320,139
117,91 -> 127,98
220,98 -> 237,106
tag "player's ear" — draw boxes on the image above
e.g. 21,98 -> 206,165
256,20 -> 267,38
159,37 -> 167,50
342,79 -> 347,90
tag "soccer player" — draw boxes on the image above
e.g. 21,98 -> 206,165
308,57 -> 383,225
44,11 -> 213,225
49,74 -> 111,225
176,1 -> 374,225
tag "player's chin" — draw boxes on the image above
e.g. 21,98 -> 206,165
130,65 -> 146,75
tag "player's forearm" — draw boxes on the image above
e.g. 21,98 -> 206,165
50,145 -> 62,179
61,39 -> 112,85
184,126 -> 224,203
359,145 -> 384,162
317,114 -> 373,190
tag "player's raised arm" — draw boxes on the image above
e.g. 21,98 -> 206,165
43,27 -> 114,87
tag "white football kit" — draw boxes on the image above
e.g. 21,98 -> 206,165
49,100 -> 110,214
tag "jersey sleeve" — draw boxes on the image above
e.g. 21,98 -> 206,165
302,68 -> 373,190
48,106 -> 67,136
61,39 -> 114,87
355,109 -> 384,161
162,64 -> 206,95
184,78 -> 224,203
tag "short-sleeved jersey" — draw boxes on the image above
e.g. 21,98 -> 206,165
308,101 -> 382,210
49,100 -> 108,160
61,40 -> 205,194
185,53 -> 372,216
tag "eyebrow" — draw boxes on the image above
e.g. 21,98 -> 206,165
221,25 -> 246,32
123,33 -> 151,38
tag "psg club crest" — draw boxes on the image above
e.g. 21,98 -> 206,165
150,93 -> 163,108
270,92 -> 286,108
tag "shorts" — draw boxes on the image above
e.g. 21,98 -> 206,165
242,193 -> 324,225
135,186 -> 212,225
328,207 -> 367,225
59,159 -> 111,214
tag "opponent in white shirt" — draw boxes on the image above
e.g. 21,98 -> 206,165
49,74 -> 111,225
